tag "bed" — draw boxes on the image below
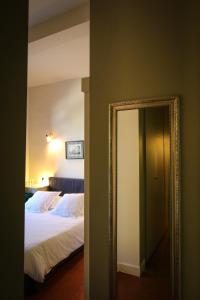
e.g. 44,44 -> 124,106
24,177 -> 84,283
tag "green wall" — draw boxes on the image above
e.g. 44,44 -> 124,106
90,0 -> 200,299
0,1 -> 28,299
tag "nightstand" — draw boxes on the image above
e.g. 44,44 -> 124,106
25,185 -> 49,194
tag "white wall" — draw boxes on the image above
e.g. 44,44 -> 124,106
117,109 -> 140,276
26,78 -> 84,184
25,94 -> 30,182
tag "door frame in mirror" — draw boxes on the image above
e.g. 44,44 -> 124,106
109,96 -> 181,300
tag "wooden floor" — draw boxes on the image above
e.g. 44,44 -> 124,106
118,234 -> 171,300
118,271 -> 170,300
25,236 -> 170,300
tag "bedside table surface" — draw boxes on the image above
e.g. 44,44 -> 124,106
25,185 -> 49,193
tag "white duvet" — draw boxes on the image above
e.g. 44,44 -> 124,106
24,211 -> 84,282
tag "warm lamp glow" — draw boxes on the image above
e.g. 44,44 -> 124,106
40,176 -> 49,186
48,138 -> 62,153
46,133 -> 54,143
36,172 -> 53,187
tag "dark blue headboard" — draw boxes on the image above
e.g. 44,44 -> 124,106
48,177 -> 84,195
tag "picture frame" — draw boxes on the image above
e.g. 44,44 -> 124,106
65,140 -> 84,159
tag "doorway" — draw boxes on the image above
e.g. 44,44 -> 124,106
109,96 -> 181,300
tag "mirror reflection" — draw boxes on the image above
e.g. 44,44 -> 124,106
117,106 -> 171,300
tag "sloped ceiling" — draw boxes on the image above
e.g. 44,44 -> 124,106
28,22 -> 89,87
29,0 -> 89,26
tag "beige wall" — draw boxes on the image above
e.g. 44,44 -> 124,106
27,79 -> 84,184
139,110 -> 146,266
117,110 -> 140,276
90,0 -> 200,299
82,78 -> 90,300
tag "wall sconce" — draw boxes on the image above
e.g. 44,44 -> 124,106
46,132 -> 62,153
46,132 -> 54,143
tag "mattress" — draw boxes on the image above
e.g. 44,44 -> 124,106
24,211 -> 84,282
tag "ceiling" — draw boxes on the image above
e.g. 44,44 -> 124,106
29,0 -> 89,27
28,22 -> 89,87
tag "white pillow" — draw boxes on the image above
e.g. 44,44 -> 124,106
25,191 -> 61,213
51,193 -> 84,218
49,195 -> 62,210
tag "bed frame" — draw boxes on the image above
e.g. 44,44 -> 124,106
25,246 -> 84,295
24,177 -> 84,295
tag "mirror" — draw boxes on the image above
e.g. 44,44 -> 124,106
109,97 -> 181,300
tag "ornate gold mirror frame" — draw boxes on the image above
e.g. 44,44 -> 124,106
109,96 -> 181,300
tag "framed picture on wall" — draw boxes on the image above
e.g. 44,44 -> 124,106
65,140 -> 84,159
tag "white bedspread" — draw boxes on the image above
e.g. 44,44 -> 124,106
24,211 -> 84,282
